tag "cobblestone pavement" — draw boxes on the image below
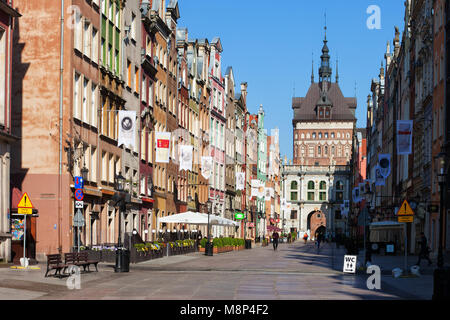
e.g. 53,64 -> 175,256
0,241 -> 433,300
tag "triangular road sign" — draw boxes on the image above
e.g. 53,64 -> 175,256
397,199 -> 414,216
17,192 -> 34,208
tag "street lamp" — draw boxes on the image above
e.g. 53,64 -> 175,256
433,151 -> 450,299
114,172 -> 129,272
205,199 -> 213,256
80,166 -> 89,182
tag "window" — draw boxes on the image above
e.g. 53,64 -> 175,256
335,210 -> 342,220
336,180 -> 344,201
320,181 -> 326,190
318,146 -> 321,156
73,72 -> 81,119
308,181 -> 315,190
319,192 -> 327,201
131,12 -> 136,39
74,13 -> 82,51
82,77 -> 89,123
319,132 -> 322,139
331,132 -> 335,138
325,146 -> 328,155
324,133 -> 328,139
140,126 -> 146,161
135,67 -> 139,92
312,132 -> 316,139
92,28 -> 98,63
290,210 -> 297,219
308,192 -> 315,201
291,191 -> 298,201
83,20 -> 91,57
127,60 -> 132,88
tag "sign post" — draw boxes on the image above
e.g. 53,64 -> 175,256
343,255 -> 357,274
74,176 -> 85,253
397,199 -> 415,274
17,193 -> 34,267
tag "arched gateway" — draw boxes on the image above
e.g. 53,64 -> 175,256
307,210 -> 327,240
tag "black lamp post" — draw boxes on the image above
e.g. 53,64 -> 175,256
205,199 -> 213,256
433,151 -> 450,299
114,172 -> 129,272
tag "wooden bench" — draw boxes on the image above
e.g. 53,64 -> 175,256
77,251 -> 99,272
64,252 -> 89,272
45,254 -> 68,278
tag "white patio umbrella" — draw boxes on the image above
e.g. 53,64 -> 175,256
158,211 -> 239,227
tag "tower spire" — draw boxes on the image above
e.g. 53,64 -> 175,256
311,53 -> 314,83
335,57 -> 339,83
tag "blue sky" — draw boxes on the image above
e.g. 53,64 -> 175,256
177,0 -> 406,160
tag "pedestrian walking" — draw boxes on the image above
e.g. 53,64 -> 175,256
287,232 -> 291,243
416,232 -> 432,266
316,233 -> 323,250
272,231 -> 279,250
303,232 -> 308,244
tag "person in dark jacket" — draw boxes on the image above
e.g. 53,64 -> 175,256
416,232 -> 432,266
272,232 -> 279,250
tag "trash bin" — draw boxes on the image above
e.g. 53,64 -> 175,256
245,239 -> 252,249
115,248 -> 130,272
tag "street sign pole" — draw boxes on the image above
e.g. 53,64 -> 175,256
23,214 -> 27,266
404,222 -> 407,274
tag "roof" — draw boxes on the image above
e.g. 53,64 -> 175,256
292,82 -> 356,122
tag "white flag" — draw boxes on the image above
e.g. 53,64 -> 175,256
201,156 -> 213,179
118,110 -> 136,149
375,165 -> 385,186
251,180 -> 264,199
179,145 -> 193,171
264,187 -> 274,200
397,120 -> 413,155
236,172 -> 245,191
155,132 -> 171,163
378,154 -> 391,179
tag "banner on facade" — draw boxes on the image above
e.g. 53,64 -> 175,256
251,180 -> 264,199
118,110 -> 136,149
352,187 -> 361,203
396,120 -> 413,155
201,156 -> 213,180
264,187 -> 274,200
179,145 -> 193,171
374,165 -> 385,186
236,172 -> 245,191
155,132 -> 171,163
378,154 -> 391,179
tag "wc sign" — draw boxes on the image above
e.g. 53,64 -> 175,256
343,255 -> 357,273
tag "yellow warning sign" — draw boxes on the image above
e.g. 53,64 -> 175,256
398,215 -> 414,223
397,200 -> 414,216
17,192 -> 34,208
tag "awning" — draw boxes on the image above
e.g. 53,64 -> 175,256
159,211 -> 239,227
369,221 -> 403,228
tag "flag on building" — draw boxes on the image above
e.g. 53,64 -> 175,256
201,156 -> 213,179
155,132 -> 171,163
179,145 -> 193,171
378,154 -> 391,179
118,110 -> 136,149
236,172 -> 245,190
374,165 -> 385,186
396,120 -> 413,155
